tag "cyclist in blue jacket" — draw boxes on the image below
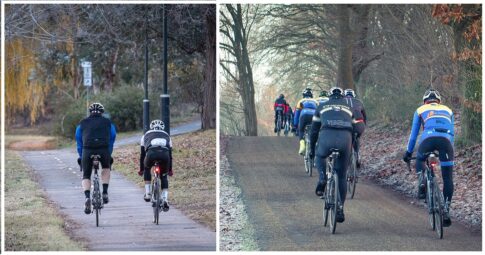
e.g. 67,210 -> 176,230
294,88 -> 318,154
76,103 -> 117,214
402,89 -> 454,227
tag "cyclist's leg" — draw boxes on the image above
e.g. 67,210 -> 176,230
99,149 -> 111,195
81,149 -> 93,213
334,131 -> 352,207
437,137 -> 454,226
144,149 -> 155,198
416,138 -> 436,198
314,132 -> 331,196
81,149 -> 93,198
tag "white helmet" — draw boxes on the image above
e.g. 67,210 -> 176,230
344,89 -> 356,97
150,120 -> 165,130
89,102 -> 105,114
423,89 -> 441,103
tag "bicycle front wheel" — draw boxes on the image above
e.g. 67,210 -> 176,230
433,182 -> 444,239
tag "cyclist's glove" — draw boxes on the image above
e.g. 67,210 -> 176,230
77,158 -> 81,166
402,151 -> 412,163
168,169 -> 173,177
110,157 -> 114,166
138,168 -> 144,176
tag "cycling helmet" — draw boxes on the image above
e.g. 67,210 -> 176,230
423,89 -> 441,103
330,87 -> 343,96
279,94 -> 285,99
89,102 -> 105,114
319,91 -> 328,97
150,120 -> 165,130
344,89 -> 356,97
302,88 -> 313,98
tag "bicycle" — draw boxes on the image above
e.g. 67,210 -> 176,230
275,109 -> 283,136
407,152 -> 447,239
283,119 -> 290,137
90,154 -> 103,227
150,161 -> 168,225
347,134 -> 358,199
303,125 -> 313,177
323,149 -> 342,234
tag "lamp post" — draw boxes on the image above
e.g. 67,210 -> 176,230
161,4 -> 170,134
143,7 -> 150,133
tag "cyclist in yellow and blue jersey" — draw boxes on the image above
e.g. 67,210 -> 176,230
293,88 -> 318,154
402,88 -> 454,227
316,90 -> 329,105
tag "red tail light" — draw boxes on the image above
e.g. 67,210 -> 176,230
154,166 -> 160,174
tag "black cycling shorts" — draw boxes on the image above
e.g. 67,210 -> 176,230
82,148 -> 110,180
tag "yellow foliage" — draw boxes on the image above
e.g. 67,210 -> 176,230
5,38 -> 50,125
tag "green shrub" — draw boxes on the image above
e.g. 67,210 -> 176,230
54,85 -> 196,138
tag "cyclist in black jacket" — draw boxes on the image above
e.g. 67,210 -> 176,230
76,103 -> 117,214
310,87 -> 354,223
344,89 -> 366,167
138,120 -> 173,212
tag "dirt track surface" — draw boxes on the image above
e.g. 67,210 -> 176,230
16,121 -> 215,251
226,136 -> 481,251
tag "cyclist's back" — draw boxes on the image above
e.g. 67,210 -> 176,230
403,88 -> 454,227
294,88 -> 318,154
76,102 -> 116,214
310,87 -> 353,223
139,120 -> 173,211
274,94 -> 288,133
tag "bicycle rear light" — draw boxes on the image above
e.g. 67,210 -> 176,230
154,165 -> 161,174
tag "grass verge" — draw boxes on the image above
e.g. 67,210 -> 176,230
5,150 -> 84,251
112,129 -> 216,231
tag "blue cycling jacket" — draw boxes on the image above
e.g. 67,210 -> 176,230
294,98 -> 318,127
406,103 -> 454,153
76,123 -> 117,157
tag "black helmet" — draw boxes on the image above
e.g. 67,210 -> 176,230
279,94 -> 285,99
423,89 -> 441,103
150,119 -> 165,130
344,89 -> 356,97
330,87 -> 343,96
319,91 -> 328,97
89,102 -> 105,114
302,88 -> 313,98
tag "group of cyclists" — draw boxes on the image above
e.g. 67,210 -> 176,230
76,102 -> 173,216
273,87 -> 455,227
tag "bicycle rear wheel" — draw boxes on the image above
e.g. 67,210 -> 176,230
348,151 -> 357,199
95,208 -> 99,227
305,139 -> 313,177
330,172 -> 339,234
427,178 -> 435,230
433,182 -> 444,239
323,181 -> 330,226
152,179 -> 161,225
277,115 -> 281,136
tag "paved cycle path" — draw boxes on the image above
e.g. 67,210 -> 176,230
226,136 -> 481,251
20,120 -> 215,251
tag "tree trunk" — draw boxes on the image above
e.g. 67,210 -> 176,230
228,4 -> 258,136
452,4 -> 482,144
337,5 -> 354,90
202,10 -> 217,130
